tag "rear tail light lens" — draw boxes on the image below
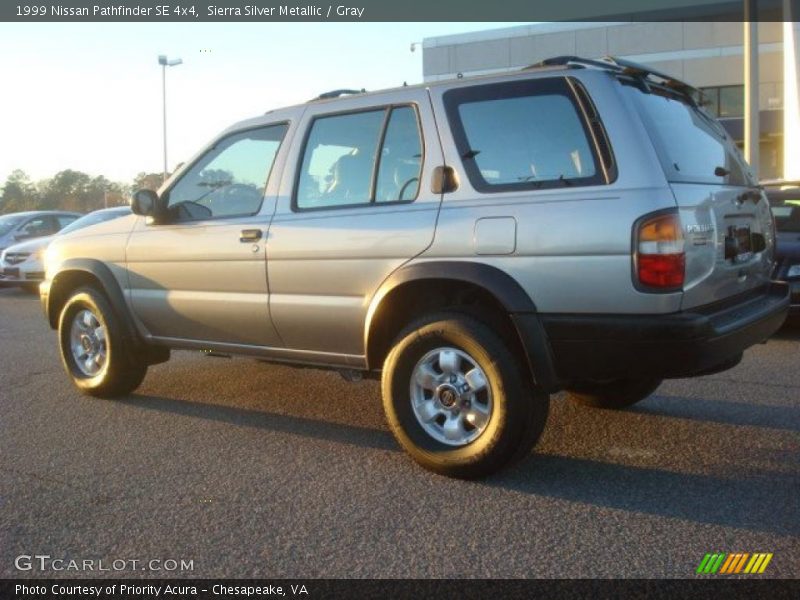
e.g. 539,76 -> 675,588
635,212 -> 685,290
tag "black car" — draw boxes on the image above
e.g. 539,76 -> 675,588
765,180 -> 800,315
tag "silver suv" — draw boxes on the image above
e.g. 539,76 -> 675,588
40,57 -> 789,478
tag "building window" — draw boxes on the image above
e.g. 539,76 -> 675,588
699,85 -> 744,119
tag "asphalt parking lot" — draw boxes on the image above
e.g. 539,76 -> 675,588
0,285 -> 798,579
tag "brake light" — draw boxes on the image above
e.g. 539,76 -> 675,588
635,212 -> 685,289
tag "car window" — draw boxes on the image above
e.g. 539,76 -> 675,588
57,215 -> 79,229
0,215 -> 25,236
444,78 -> 603,192
375,107 -> 423,202
59,210 -> 129,235
296,110 -> 385,209
165,124 -> 288,222
20,216 -> 58,237
628,85 -> 753,186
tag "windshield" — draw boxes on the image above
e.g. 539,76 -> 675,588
628,84 -> 754,186
0,214 -> 25,236
58,209 -> 129,235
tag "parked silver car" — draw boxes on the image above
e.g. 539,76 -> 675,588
39,57 -> 789,478
0,206 -> 131,292
0,210 -> 81,256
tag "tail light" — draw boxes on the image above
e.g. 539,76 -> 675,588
635,211 -> 685,290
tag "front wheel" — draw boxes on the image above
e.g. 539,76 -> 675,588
567,378 -> 662,410
58,286 -> 148,398
382,312 -> 549,479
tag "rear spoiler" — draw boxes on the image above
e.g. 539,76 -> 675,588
525,55 -> 700,102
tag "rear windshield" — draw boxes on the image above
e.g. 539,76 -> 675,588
628,84 -> 754,187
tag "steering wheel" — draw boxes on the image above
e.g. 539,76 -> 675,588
397,177 -> 420,201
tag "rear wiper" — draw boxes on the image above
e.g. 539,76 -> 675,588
462,148 -> 480,160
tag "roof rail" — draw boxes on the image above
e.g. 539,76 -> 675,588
525,55 -> 698,97
311,88 -> 366,102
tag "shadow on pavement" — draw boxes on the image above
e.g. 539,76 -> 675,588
124,390 -> 797,537
125,393 -> 397,452
632,395 -> 800,432
496,453 -> 798,537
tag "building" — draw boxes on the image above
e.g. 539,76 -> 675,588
422,22 -> 799,181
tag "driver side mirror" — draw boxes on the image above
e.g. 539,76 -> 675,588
131,189 -> 160,217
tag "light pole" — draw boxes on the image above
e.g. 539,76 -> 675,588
743,0 -> 759,179
158,54 -> 182,184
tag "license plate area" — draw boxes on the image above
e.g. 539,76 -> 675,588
725,224 -> 753,262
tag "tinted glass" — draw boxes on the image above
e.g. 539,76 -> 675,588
375,107 -> 423,202
0,215 -> 24,236
21,216 -> 58,237
719,85 -> 744,118
458,94 -> 596,186
57,215 -> 79,229
630,87 -> 754,186
59,209 -> 129,235
166,124 -> 287,221
444,79 -> 603,192
297,110 -> 385,209
699,87 -> 720,117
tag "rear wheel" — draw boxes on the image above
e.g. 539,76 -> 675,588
567,378 -> 662,410
58,286 -> 148,398
382,312 -> 549,479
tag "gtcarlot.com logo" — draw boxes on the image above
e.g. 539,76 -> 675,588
15,554 -> 194,572
696,552 -> 773,575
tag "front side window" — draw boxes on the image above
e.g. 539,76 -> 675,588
165,123 -> 288,222
296,105 -> 423,210
444,78 -> 603,193
20,216 -> 58,237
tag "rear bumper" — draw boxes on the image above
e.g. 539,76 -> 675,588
530,282 -> 789,383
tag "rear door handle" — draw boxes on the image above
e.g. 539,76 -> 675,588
240,229 -> 262,242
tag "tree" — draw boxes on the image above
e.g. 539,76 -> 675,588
0,170 -> 38,214
132,172 -> 167,193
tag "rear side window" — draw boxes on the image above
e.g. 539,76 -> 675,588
444,77 -> 604,193
628,85 -> 754,186
295,105 -> 423,210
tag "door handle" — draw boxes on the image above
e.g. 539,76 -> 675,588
240,229 -> 263,242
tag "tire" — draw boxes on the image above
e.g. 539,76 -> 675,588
382,311 -> 549,479
567,378 -> 662,410
58,286 -> 148,398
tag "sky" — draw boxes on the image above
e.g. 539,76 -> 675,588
0,22 -> 522,185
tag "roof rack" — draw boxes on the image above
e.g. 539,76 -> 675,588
525,55 -> 698,97
310,88 -> 366,102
